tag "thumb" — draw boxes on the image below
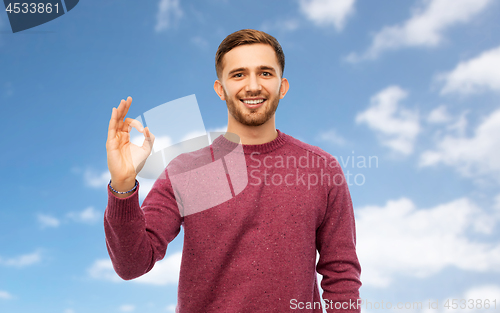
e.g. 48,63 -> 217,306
141,127 -> 155,152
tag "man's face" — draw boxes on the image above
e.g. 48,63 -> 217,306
214,43 -> 288,127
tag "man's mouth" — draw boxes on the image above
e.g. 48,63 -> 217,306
242,99 -> 264,105
240,98 -> 266,108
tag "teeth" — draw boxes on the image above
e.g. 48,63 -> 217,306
243,99 -> 264,105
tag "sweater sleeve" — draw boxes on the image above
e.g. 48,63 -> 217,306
316,160 -> 362,313
104,172 -> 182,280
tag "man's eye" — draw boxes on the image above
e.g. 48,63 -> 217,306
233,73 -> 243,78
262,72 -> 271,76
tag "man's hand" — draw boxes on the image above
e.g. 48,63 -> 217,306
106,96 -> 155,194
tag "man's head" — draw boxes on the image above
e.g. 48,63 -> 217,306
214,29 -> 289,128
215,29 -> 285,79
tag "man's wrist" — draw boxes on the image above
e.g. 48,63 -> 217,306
109,179 -> 138,197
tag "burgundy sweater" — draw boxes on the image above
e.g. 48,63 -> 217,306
104,130 -> 361,312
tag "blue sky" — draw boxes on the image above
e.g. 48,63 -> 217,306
1,0 -> 500,312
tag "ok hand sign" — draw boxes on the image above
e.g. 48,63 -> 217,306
106,97 -> 155,194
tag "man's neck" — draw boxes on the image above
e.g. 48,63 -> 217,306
226,114 -> 278,145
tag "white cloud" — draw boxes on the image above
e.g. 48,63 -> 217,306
427,105 -> 451,124
411,285 -> 500,313
191,36 -> 209,50
316,129 -> 346,146
37,214 -> 60,228
66,207 -> 100,224
346,0 -> 493,62
0,250 -> 42,268
119,304 -> 135,312
462,285 -> 500,307
132,133 -> 173,161
0,290 -> 13,300
88,259 -> 122,283
165,304 -> 177,312
261,19 -> 300,33
130,132 -> 152,147
134,252 -> 182,285
356,86 -> 420,155
84,169 -> 110,188
445,110 -> 469,136
63,309 -> 75,313
152,135 -> 173,153
299,0 -> 356,31
356,197 -> 500,287
438,46 -> 500,95
130,134 -> 143,147
208,125 -> 228,137
88,251 -> 182,285
495,194 -> 500,211
38,208 -> 100,227
155,0 -> 183,32
180,130 -> 206,143
420,108 -> 500,180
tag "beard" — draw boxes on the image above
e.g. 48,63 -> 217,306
224,88 -> 280,127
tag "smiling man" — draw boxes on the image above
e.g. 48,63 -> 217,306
214,38 -> 288,143
105,29 -> 361,312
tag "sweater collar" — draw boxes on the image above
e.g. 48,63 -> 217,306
212,129 -> 287,155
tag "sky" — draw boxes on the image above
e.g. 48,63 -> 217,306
1,0 -> 500,312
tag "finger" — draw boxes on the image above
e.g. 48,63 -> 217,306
107,107 -> 118,141
124,118 -> 145,133
141,127 -> 155,151
116,99 -> 127,129
123,96 -> 132,117
120,96 -> 132,121
117,97 -> 133,128
145,127 -> 155,140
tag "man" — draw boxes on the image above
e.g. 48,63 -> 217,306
105,29 -> 361,312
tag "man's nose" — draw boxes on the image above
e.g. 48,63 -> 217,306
245,74 -> 262,93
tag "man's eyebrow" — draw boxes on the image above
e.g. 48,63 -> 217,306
228,67 -> 247,76
258,66 -> 277,73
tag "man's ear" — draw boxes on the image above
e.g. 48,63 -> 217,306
279,78 -> 289,99
214,80 -> 226,100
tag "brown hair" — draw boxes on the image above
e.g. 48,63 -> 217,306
215,29 -> 285,79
